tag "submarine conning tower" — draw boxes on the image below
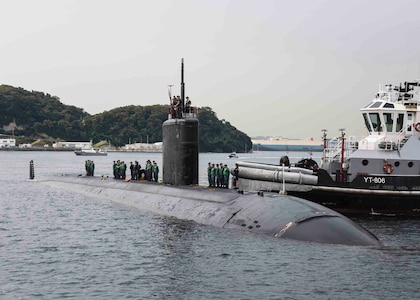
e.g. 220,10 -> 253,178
162,58 -> 199,185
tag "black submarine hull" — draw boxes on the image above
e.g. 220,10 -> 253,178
41,176 -> 380,246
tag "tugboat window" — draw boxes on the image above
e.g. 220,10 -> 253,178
396,114 -> 404,132
407,114 -> 413,131
363,113 -> 372,132
370,102 -> 382,108
369,113 -> 382,132
395,161 -> 400,167
362,159 -> 368,166
383,103 -> 394,108
408,162 -> 413,168
383,113 -> 393,132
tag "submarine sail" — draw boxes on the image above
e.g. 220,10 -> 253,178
163,58 -> 199,186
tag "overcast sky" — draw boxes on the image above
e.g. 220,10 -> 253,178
1,0 -> 420,140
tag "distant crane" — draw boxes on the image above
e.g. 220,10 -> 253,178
3,118 -> 23,138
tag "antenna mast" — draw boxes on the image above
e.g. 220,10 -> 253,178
181,58 -> 185,113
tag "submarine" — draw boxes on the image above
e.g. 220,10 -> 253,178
40,59 -> 380,246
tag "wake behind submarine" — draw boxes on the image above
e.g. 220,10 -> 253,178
41,59 -> 380,246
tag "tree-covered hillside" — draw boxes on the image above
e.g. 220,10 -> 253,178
0,85 -> 252,152
0,85 -> 88,140
83,105 -> 169,147
198,107 -> 250,152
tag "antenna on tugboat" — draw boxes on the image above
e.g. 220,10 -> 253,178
321,129 -> 328,148
321,129 -> 328,162
321,129 -> 327,135
339,128 -> 346,182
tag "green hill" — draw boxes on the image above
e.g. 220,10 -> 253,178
0,85 -> 252,152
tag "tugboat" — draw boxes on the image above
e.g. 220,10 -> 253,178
237,81 -> 420,217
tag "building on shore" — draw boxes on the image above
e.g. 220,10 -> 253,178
53,141 -> 92,149
0,137 -> 16,148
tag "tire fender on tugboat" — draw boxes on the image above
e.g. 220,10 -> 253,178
414,122 -> 420,132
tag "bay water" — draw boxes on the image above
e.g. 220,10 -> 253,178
0,151 -> 418,299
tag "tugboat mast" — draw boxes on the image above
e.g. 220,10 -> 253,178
339,128 -> 346,182
321,129 -> 327,162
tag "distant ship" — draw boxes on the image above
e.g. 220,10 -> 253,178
252,137 -> 323,152
74,148 -> 107,156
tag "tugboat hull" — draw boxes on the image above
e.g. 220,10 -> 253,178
292,171 -> 420,217
289,186 -> 420,217
235,162 -> 420,218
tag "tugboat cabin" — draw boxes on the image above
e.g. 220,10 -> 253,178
322,80 -> 420,183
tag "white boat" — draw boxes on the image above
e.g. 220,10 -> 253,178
74,148 -> 107,156
228,152 -> 238,158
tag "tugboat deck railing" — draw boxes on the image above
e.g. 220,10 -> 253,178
322,136 -> 359,163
